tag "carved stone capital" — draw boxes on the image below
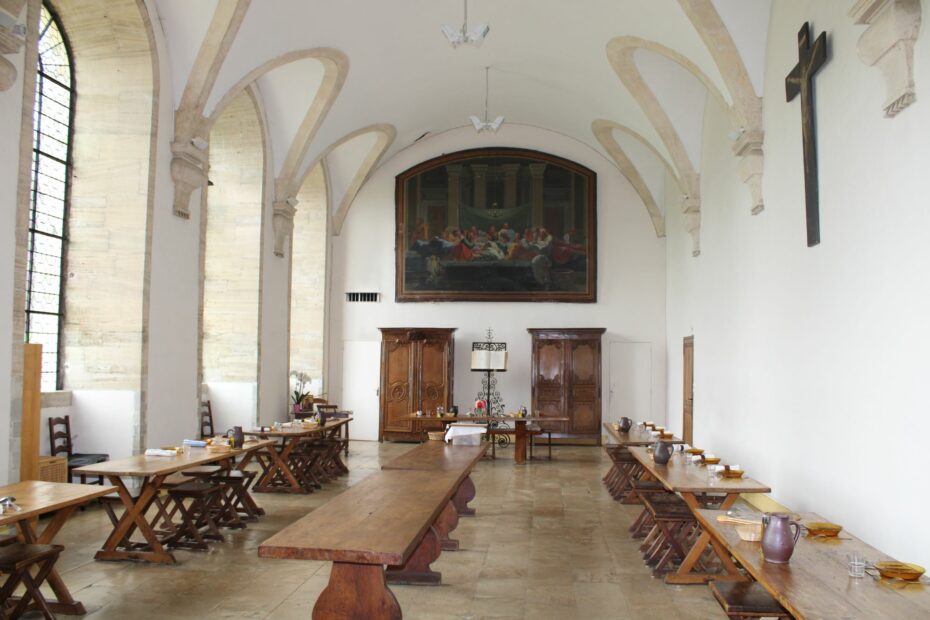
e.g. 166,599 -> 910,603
850,0 -> 921,117
170,141 -> 208,219
272,198 -> 298,258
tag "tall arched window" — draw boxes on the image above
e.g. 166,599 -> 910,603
26,4 -> 73,391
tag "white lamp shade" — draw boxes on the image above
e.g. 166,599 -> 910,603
471,350 -> 507,371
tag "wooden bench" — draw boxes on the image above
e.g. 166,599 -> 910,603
259,469 -> 466,619
382,441 -> 488,547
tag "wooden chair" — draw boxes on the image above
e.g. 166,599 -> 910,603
708,581 -> 791,620
48,415 -> 108,485
199,400 -> 215,439
0,542 -> 63,620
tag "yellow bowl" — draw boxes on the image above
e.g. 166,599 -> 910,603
720,468 -> 744,479
685,448 -> 704,455
874,562 -> 925,581
804,522 -> 842,537
703,456 -> 721,465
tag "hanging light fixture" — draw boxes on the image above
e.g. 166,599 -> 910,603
470,66 -> 505,133
441,0 -> 490,48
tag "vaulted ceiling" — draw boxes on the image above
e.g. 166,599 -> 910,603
152,0 -> 772,249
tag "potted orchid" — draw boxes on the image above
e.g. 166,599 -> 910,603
290,370 -> 312,413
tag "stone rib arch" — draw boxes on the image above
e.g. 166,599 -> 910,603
592,119 -> 678,238
206,48 -> 349,256
676,0 -> 765,214
296,124 -> 397,236
607,36 -> 719,255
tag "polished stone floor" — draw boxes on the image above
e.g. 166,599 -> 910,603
14,442 -> 727,619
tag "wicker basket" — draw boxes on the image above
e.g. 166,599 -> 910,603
427,431 -> 446,441
38,456 -> 67,483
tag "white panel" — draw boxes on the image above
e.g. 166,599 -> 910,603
636,48 -> 708,172
70,391 -> 139,459
612,128 -> 667,214
325,132 -> 379,215
204,382 -> 258,434
341,341 -> 381,441
254,58 -> 326,176
608,341 -> 653,425
712,0 -> 772,96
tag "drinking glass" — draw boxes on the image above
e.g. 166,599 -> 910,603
847,551 -> 866,578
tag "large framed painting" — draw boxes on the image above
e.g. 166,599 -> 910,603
395,147 -> 596,302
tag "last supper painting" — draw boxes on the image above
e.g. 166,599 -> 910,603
395,148 -> 597,302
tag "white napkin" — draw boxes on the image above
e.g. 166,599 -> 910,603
182,439 -> 206,447
708,464 -> 725,473
144,448 -> 177,457
730,464 -> 741,471
704,453 -> 716,459
690,454 -> 702,463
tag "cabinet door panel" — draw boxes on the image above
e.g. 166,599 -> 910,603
382,340 -> 413,433
419,339 -> 449,414
569,340 -> 600,433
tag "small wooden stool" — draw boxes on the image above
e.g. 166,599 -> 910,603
709,581 -> 791,619
165,481 -> 224,550
0,543 -> 63,620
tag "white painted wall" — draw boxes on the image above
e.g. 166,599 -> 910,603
329,124 -> 668,440
69,391 -> 138,459
666,1 -> 930,567
145,0 -> 201,450
204,382 -> 257,435
0,7 -> 26,484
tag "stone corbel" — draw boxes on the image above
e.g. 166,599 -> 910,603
0,2 -> 26,92
680,180 -> 701,257
732,129 -> 765,215
850,0 -> 922,117
170,140 -> 208,219
272,197 -> 298,258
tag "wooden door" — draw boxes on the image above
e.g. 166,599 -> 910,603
533,338 -> 565,422
683,336 -> 694,444
569,339 -> 600,433
417,337 -> 451,431
380,338 -> 414,437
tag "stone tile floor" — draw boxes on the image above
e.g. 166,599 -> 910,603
11,442 -> 728,619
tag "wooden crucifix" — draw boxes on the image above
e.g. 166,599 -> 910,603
786,22 -> 828,247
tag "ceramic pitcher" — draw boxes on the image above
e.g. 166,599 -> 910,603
618,417 -> 633,433
761,513 -> 801,564
653,440 -> 675,465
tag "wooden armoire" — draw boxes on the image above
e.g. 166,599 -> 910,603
379,328 -> 456,441
528,328 -> 605,444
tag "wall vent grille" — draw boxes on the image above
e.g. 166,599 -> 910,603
345,292 -> 380,303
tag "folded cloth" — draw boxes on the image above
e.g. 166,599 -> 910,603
182,439 -> 207,447
690,455 -> 702,463
144,448 -> 178,457
444,423 -> 486,443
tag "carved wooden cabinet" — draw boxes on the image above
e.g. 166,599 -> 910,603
528,328 -> 605,442
379,328 -> 456,441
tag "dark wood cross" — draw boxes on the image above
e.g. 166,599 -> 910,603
785,22 -> 828,247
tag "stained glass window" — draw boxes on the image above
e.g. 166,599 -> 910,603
26,4 -> 73,391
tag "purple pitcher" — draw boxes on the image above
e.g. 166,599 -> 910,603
653,440 -> 675,465
761,513 -> 801,564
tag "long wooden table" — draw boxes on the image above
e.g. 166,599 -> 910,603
603,422 -> 685,446
0,480 -> 114,614
259,469 -> 464,619
696,509 -> 930,619
410,414 -> 568,464
243,418 -> 352,493
74,439 -> 275,564
382,441 -> 489,548
628,446 -> 771,585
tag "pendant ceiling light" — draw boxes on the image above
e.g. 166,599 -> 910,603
441,0 -> 489,48
470,66 -> 505,133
